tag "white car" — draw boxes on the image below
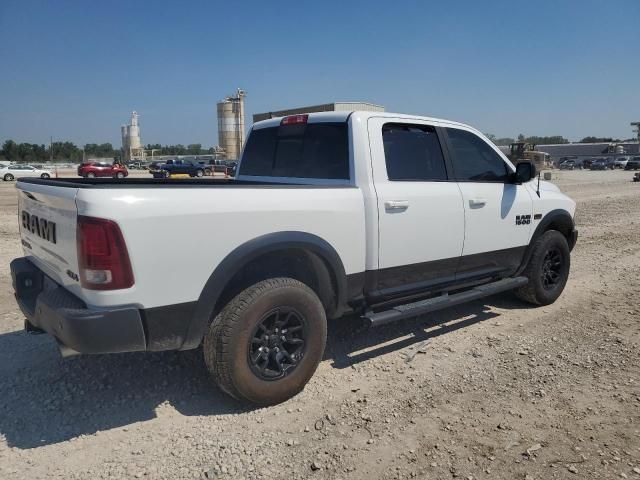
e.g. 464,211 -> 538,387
11,111 -> 577,406
613,157 -> 628,169
1,164 -> 53,181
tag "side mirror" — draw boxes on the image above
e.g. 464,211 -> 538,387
514,161 -> 536,183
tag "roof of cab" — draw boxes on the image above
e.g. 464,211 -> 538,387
252,110 -> 473,132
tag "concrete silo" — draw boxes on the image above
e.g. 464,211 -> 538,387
217,89 -> 246,161
121,111 -> 144,162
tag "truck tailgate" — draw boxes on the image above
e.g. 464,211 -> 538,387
17,180 -> 81,293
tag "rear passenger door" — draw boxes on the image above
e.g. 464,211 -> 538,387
368,118 -> 465,298
443,127 -> 533,279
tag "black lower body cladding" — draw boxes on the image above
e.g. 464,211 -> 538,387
10,257 -> 197,355
11,258 -> 146,356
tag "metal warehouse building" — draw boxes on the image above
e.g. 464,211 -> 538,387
253,102 -> 384,123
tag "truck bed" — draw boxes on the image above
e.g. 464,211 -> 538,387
17,177 -> 353,189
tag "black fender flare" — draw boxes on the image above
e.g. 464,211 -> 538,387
516,209 -> 576,275
181,231 -> 348,350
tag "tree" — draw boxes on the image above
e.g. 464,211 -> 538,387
579,136 -> 619,143
1,140 -> 18,162
524,135 -> 569,145
187,143 -> 203,155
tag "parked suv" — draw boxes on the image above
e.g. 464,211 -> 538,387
613,157 -> 629,169
625,157 -> 640,170
590,158 -> 613,170
78,162 -> 128,178
559,160 -> 577,170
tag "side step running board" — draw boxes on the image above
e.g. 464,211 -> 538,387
363,276 -> 528,327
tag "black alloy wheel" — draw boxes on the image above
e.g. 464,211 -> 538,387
248,307 -> 306,380
514,230 -> 571,305
203,277 -> 327,405
540,248 -> 562,290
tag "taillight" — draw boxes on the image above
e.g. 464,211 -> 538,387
281,114 -> 308,126
77,216 -> 134,290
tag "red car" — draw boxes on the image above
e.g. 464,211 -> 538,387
77,162 -> 128,178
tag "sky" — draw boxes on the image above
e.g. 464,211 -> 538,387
0,0 -> 638,147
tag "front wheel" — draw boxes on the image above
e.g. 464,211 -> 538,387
41,173 -> 50,179
115,172 -> 125,179
515,230 -> 571,305
195,169 -> 204,178
86,172 -> 96,178
204,277 -> 327,406
3,173 -> 14,181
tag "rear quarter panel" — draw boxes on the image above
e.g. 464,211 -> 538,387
75,187 -> 366,309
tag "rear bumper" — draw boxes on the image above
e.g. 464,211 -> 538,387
10,257 -> 146,356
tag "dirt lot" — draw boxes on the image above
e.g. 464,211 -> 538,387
0,170 -> 638,479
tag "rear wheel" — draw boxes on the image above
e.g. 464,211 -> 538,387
115,172 -> 124,179
40,173 -> 50,179
87,172 -> 96,178
204,277 -> 327,406
3,173 -> 14,181
515,230 -> 570,305
195,169 -> 204,178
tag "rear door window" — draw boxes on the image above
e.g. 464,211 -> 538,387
445,128 -> 510,182
382,123 -> 448,181
240,122 -> 349,180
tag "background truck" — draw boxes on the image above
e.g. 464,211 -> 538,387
151,158 -> 205,178
11,111 -> 577,405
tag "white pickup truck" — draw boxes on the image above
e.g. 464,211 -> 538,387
11,111 -> 577,405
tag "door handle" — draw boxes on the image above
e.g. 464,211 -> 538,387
384,200 -> 409,211
469,198 -> 487,208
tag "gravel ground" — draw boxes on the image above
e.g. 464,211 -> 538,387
0,170 -> 639,479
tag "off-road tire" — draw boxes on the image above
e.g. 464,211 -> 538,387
515,230 -> 570,305
204,277 -> 327,406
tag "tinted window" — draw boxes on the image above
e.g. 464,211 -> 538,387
240,122 -> 349,179
446,128 -> 510,182
382,124 -> 447,181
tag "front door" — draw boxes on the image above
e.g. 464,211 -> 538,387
442,127 -> 533,280
368,118 -> 465,300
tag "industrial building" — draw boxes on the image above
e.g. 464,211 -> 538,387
252,102 -> 385,123
121,111 -> 145,162
217,89 -> 246,161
